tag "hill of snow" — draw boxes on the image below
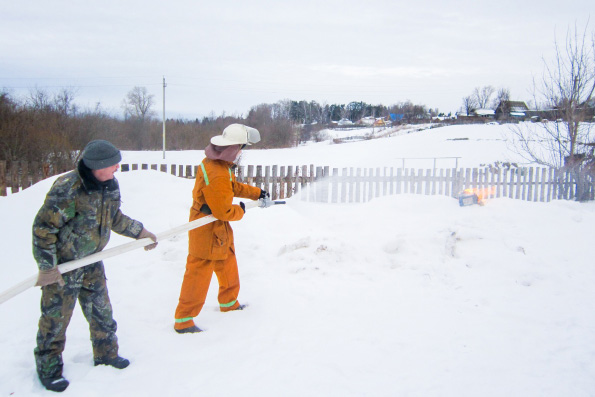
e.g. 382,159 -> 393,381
1,124 -> 594,396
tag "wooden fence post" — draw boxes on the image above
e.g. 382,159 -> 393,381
375,167 -> 381,199
514,169 -> 521,200
424,169 -> 432,195
264,166 -> 271,196
415,169 -> 422,195
271,165 -> 278,200
331,168 -> 339,203
31,161 -> 41,185
279,166 -> 286,199
286,166 -> 294,199
42,163 -> 50,179
367,168 -> 373,202
256,165 -> 263,191
21,161 -> 29,190
0,161 -> 6,196
247,165 -> 254,186
353,168 -> 360,203
11,161 -> 20,194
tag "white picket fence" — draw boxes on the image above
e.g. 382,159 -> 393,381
289,166 -> 594,203
120,163 -> 594,203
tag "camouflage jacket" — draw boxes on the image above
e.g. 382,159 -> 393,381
32,162 -> 144,271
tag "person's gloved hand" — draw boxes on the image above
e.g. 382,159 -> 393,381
259,196 -> 275,208
138,228 -> 158,251
35,267 -> 65,287
259,189 -> 270,199
240,202 -> 246,213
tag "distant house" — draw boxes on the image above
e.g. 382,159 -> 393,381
390,113 -> 405,122
358,116 -> 390,126
373,117 -> 389,127
473,108 -> 495,118
360,116 -> 376,126
495,101 -> 529,120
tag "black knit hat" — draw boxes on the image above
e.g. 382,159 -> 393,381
82,140 -> 122,170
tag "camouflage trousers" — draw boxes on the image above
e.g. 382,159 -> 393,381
34,261 -> 119,380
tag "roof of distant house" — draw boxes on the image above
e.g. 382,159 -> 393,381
497,100 -> 529,112
474,109 -> 496,116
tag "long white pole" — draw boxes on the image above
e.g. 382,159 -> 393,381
0,200 -> 271,305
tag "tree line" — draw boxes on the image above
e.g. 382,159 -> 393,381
0,86 -> 436,167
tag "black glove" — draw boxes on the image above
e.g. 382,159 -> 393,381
259,189 -> 270,199
240,202 -> 246,213
200,204 -> 212,215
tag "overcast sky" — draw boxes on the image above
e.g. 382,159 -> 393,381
1,0 -> 593,119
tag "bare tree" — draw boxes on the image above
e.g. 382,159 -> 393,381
122,86 -> 155,149
492,87 -> 511,109
510,22 -> 595,200
27,87 -> 52,111
473,85 -> 496,109
123,86 -> 155,120
53,87 -> 79,116
461,95 -> 477,115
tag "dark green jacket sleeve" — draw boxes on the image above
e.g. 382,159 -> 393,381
32,183 -> 77,271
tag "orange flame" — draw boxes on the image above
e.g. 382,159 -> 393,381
463,187 -> 496,204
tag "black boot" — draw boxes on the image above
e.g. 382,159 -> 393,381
94,356 -> 130,369
175,325 -> 203,334
40,376 -> 69,392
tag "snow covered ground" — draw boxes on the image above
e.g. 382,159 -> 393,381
121,123 -> 525,170
1,123 -> 594,396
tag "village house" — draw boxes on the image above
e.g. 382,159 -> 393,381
495,101 -> 529,121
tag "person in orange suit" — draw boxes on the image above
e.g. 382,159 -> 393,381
174,124 -> 273,333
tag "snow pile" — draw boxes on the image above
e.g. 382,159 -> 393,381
1,124 -> 594,396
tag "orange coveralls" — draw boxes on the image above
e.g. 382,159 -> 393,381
174,158 -> 261,331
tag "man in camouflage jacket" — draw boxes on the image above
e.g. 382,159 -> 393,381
32,140 -> 157,393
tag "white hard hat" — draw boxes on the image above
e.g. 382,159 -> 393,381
210,124 -> 261,146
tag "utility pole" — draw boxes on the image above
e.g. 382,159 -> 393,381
162,76 -> 167,159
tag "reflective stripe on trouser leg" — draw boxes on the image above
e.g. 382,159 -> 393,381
220,300 -> 237,308
174,254 -> 214,329
214,248 -> 240,312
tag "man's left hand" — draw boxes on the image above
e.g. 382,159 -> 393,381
35,267 -> 65,287
138,228 -> 158,251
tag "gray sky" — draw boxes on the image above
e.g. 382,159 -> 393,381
1,0 -> 593,119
